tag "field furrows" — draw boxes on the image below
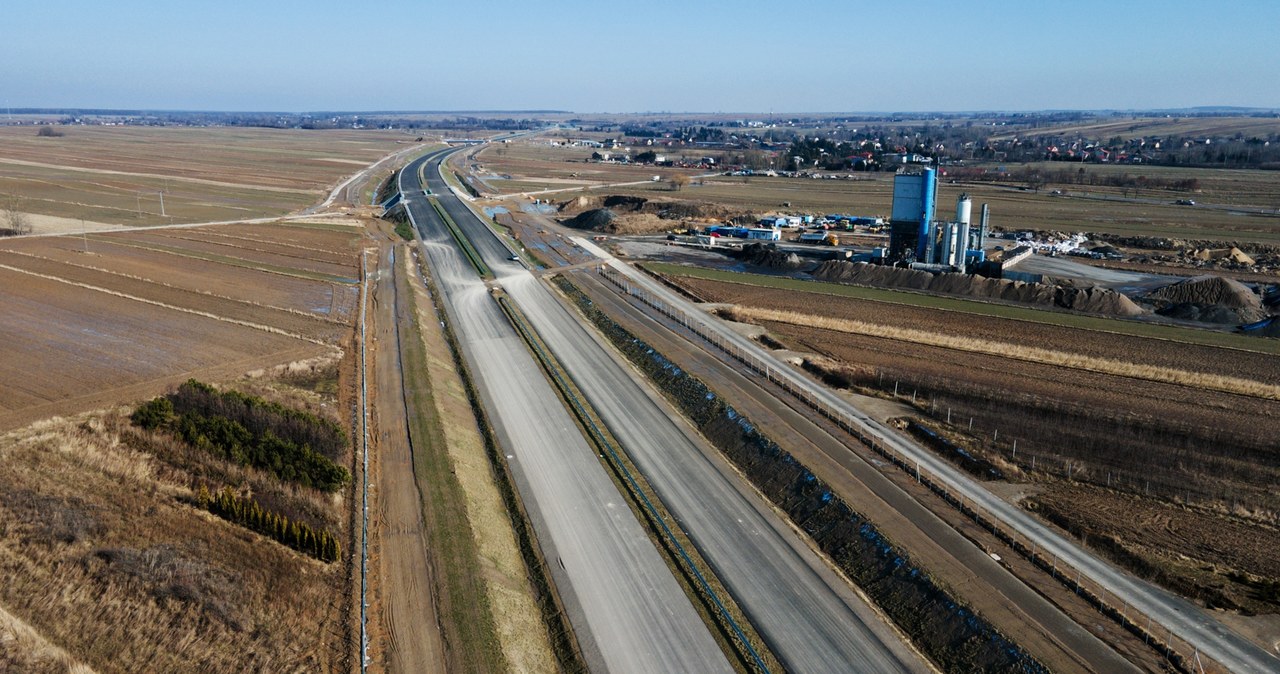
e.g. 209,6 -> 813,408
675,276 -> 1280,381
1034,484 -> 1280,581
97,231 -> 358,279
769,323 -> 1280,506
211,222 -> 363,250
0,251 -> 346,343
0,267 -> 308,411
0,127 -> 404,190
192,230 -> 356,262
3,237 -> 354,320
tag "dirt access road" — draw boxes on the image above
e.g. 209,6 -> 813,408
366,241 -> 447,672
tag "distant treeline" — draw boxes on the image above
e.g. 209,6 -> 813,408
132,380 -> 349,492
20,110 -> 546,131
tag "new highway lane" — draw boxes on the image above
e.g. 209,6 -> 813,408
399,149 -> 731,674
418,150 -> 927,672
580,238 -> 1280,674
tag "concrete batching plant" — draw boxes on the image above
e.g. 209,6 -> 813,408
887,169 -> 988,269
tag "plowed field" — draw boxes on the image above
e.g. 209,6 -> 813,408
0,220 -> 364,431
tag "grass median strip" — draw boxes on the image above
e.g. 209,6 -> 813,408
495,290 -> 780,674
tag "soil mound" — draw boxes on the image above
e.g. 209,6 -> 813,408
812,261 -> 1145,317
563,208 -> 616,230
1192,247 -> 1256,265
1145,275 -> 1268,324
556,193 -> 757,234
739,242 -> 804,270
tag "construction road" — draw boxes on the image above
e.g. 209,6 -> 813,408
366,243 -> 448,672
412,149 -> 927,673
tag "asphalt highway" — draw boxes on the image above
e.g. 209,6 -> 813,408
399,149 -> 731,674
420,150 -> 927,672
578,237 -> 1280,674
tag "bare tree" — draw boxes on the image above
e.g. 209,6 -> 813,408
2,195 -> 32,236
669,174 -> 690,192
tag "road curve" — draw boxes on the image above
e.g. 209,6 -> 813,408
422,150 -> 927,673
399,149 -> 731,674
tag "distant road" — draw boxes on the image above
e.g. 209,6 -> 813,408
400,149 -> 732,674
420,149 -> 927,673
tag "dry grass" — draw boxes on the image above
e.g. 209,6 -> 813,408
724,306 -> 1280,400
0,404 -> 348,673
408,254 -> 557,672
0,601 -> 96,674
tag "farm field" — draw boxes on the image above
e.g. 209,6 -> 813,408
470,141 -> 697,194
488,141 -> 1280,244
0,219 -> 363,432
644,262 -> 1280,354
660,270 -> 1280,615
985,115 -> 1280,143
0,126 -> 417,227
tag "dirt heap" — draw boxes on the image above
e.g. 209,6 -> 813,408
738,242 -> 804,270
557,194 -> 754,234
812,261 -> 1146,317
1191,247 -> 1256,265
563,208 -> 616,230
1145,275 -> 1269,324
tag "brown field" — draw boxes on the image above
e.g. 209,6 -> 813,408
1028,483 -> 1280,614
2,232 -> 357,320
470,141 -> 699,195
94,230 -> 359,280
0,126 -> 416,226
0,219 -> 364,432
986,115 -> 1280,143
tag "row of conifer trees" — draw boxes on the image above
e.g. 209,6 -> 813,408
198,484 -> 340,563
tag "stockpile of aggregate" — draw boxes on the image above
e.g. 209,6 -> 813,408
812,261 -> 1145,317
1145,275 -> 1268,324
738,242 -> 804,270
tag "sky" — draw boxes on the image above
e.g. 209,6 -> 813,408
3,0 -> 1279,113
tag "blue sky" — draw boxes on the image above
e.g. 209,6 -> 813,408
3,0 -> 1278,113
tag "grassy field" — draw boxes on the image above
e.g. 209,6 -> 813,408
0,126 -> 417,226
985,115 -> 1280,143
472,141 -> 698,195
644,262 -> 1280,355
